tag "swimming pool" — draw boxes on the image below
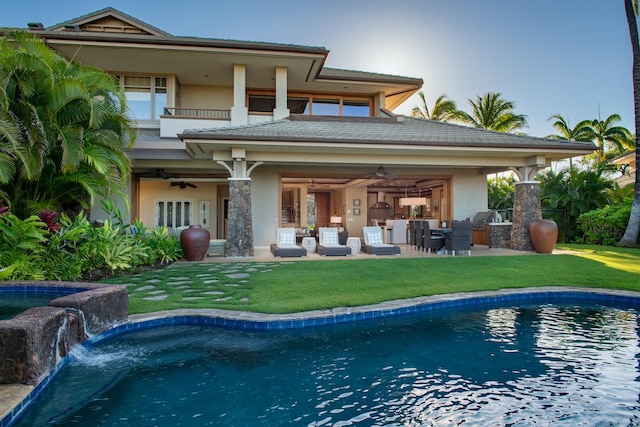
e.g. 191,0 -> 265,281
11,292 -> 640,426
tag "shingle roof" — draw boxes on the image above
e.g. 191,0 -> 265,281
319,68 -> 422,85
180,115 -> 596,151
48,7 -> 172,37
39,7 -> 330,55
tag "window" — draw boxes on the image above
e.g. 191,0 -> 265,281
248,93 -> 370,117
118,75 -> 167,121
311,98 -> 340,116
156,200 -> 191,228
248,95 -> 275,113
343,100 -> 371,117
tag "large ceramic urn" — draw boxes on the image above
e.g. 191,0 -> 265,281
180,225 -> 210,261
530,219 -> 558,254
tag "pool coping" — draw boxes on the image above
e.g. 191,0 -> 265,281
3,286 -> 640,426
126,286 -> 640,331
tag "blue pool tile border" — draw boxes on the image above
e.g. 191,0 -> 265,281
0,286 -> 89,294
86,288 -> 640,345
3,287 -> 640,427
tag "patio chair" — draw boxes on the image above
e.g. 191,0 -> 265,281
444,220 -> 472,256
362,226 -> 401,255
423,220 -> 444,254
414,220 -> 424,250
408,220 -> 417,249
316,227 -> 351,256
270,228 -> 307,258
389,219 -> 408,244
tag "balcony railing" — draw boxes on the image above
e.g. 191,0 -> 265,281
163,107 -> 230,119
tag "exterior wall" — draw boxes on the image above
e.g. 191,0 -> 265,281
138,181 -> 219,236
248,114 -> 275,124
160,118 -> 230,138
345,187 -> 368,238
249,167 -> 280,247
179,85 -> 232,110
451,171 -> 488,220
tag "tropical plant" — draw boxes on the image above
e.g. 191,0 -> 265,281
0,30 -> 135,219
588,114 -> 634,163
487,175 -> 515,209
455,92 -> 528,132
0,213 -> 49,280
145,226 -> 184,265
619,0 -> 640,247
538,165 -> 614,241
546,113 -> 598,169
546,114 -> 595,142
0,207 -> 182,281
410,92 -> 461,122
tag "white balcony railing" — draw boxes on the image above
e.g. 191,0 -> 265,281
163,107 -> 231,119
160,108 -> 232,137
160,108 -> 275,137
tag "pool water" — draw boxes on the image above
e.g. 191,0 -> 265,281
0,291 -> 74,320
14,302 -> 640,426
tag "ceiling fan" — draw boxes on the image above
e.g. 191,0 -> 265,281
170,181 -> 197,189
364,165 -> 397,180
141,168 -> 172,179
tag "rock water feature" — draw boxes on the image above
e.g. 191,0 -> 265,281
0,283 -> 129,385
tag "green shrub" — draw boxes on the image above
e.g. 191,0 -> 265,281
577,198 -> 633,245
0,213 -> 49,280
145,226 -> 183,265
0,208 -> 182,281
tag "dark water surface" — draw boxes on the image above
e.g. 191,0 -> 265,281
0,291 -> 72,320
15,302 -> 640,426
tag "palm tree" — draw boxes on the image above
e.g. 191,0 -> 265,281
0,31 -> 135,218
546,113 -> 598,169
455,92 -> 528,133
619,0 -> 640,247
589,114 -> 633,163
546,114 -> 595,142
410,92 -> 461,122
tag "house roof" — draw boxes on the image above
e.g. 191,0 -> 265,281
181,115 -> 595,150
47,7 -> 172,37
8,8 -> 421,108
178,115 -> 596,171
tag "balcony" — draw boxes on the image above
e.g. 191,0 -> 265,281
160,107 -> 231,137
160,107 -> 275,137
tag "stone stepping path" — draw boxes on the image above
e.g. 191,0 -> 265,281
120,261 -> 289,306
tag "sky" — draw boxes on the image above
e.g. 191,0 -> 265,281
2,0 -> 635,138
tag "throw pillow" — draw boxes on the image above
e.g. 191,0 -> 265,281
279,232 -> 295,246
367,232 -> 383,245
322,232 -> 338,245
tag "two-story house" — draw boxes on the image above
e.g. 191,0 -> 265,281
14,8 -> 595,256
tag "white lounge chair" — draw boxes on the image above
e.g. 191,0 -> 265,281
317,227 -> 351,256
362,226 -> 401,255
270,228 -> 307,257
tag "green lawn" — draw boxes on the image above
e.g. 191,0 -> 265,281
99,244 -> 640,315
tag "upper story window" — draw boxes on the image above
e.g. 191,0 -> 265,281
248,93 -> 371,117
116,75 -> 167,121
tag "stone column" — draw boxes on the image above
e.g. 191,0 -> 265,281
226,178 -> 254,257
510,181 -> 542,251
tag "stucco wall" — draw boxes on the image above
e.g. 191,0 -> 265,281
138,181 -> 219,236
179,85 -> 233,110
345,187 -> 368,238
451,171 -> 488,220
250,167 -> 279,247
